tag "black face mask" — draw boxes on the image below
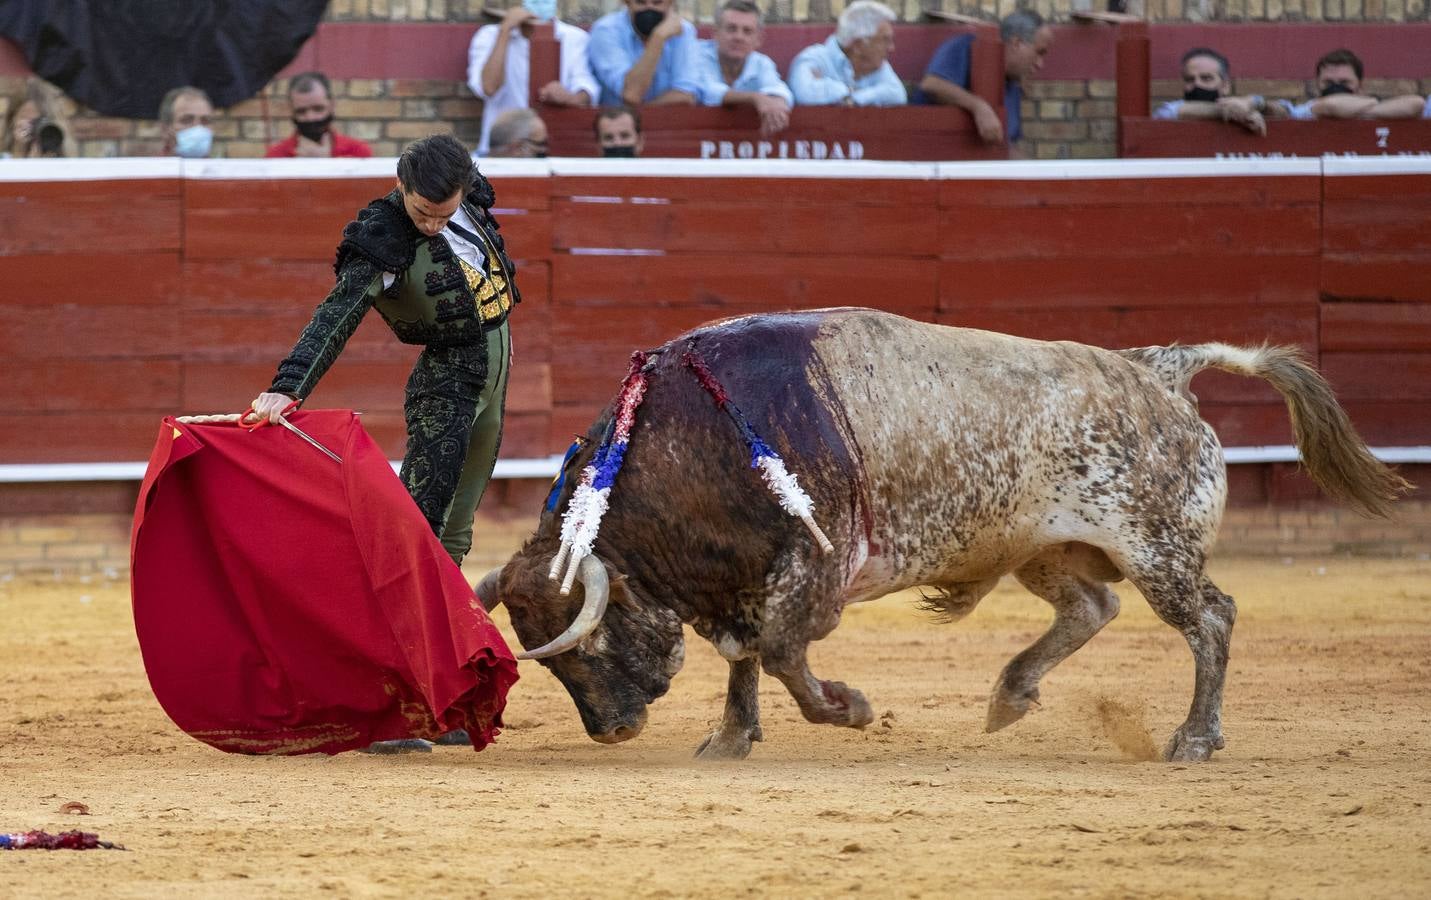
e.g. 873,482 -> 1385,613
1320,82 -> 1356,97
602,145 -> 637,158
1183,86 -> 1221,103
632,9 -> 663,38
294,115 -> 333,142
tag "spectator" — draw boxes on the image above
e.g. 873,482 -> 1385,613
159,86 -> 215,158
1275,49 -> 1427,121
467,0 -> 598,155
2,78 -> 77,158
1151,48 -> 1268,136
912,10 -> 1053,147
588,0 -> 701,107
265,72 -> 373,158
486,108 -> 549,157
595,105 -> 643,157
788,1 -> 906,108
695,0 -> 793,136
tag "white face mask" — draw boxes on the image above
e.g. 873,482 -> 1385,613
523,0 -> 558,21
175,124 -> 213,158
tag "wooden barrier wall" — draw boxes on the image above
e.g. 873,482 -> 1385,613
1,158 -> 1427,500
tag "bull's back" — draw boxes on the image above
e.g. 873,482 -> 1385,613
803,311 -> 1223,587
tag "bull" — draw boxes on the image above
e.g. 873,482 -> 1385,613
479,308 -> 1408,761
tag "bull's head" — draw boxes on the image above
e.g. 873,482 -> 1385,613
479,552 -> 685,744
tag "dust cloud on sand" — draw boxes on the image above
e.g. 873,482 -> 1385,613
1089,695 -> 1161,761
2,556 -> 1430,898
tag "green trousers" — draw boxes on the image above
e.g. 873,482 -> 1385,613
399,320 -> 511,565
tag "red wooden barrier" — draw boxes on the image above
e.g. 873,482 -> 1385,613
1,160 -> 1427,473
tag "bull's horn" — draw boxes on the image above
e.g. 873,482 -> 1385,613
475,567 -> 502,612
517,554 -> 610,660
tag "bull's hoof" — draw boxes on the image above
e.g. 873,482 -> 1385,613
816,680 -> 874,729
1163,728 -> 1224,762
361,738 -> 434,755
985,685 -> 1040,733
694,725 -> 763,761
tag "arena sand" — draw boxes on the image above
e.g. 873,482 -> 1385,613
2,550 -> 1429,899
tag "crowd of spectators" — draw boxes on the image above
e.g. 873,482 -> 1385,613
1153,46 -> 1431,136
3,3 -> 1430,163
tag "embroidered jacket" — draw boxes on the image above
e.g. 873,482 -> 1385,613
269,182 -> 520,400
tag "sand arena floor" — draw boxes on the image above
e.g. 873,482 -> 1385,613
2,552 -> 1429,899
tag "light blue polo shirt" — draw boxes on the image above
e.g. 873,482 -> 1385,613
588,10 -> 702,106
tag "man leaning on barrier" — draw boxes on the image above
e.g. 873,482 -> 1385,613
1152,48 -> 1268,136
788,0 -> 907,108
695,0 -> 793,136
1274,49 -> 1427,122
912,10 -> 1053,149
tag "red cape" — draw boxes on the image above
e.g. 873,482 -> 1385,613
130,410 -> 518,754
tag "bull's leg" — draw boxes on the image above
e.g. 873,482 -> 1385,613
986,554 -> 1120,732
762,647 -> 874,729
757,556 -> 874,730
1149,574 -> 1236,762
694,657 -> 763,761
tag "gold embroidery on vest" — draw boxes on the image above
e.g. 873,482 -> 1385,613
456,253 -> 512,323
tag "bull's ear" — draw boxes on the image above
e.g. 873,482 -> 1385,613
606,571 -> 635,608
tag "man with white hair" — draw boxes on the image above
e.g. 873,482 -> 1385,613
787,0 -> 906,107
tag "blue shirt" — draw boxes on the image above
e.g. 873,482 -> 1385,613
1152,100 -> 1183,120
694,40 -> 793,106
1276,99 -> 1317,120
588,10 -> 702,106
911,33 -> 1024,142
787,35 -> 907,107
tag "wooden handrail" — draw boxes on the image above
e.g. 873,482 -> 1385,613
1071,11 -> 1147,25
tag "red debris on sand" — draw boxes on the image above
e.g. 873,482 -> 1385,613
0,830 -> 125,850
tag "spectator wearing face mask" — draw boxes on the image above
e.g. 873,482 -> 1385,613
788,1 -> 906,108
594,105 -> 643,157
1152,48 -> 1268,136
265,72 -> 373,158
468,0 -> 598,156
588,0 -> 701,107
1274,49 -> 1427,121
159,86 -> 216,159
486,108 -> 549,157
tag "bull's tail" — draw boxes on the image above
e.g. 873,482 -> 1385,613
1119,342 -> 1412,518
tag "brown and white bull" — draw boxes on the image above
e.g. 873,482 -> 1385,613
480,308 -> 1407,761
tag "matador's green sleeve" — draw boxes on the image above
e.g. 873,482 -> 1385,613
269,259 -> 383,399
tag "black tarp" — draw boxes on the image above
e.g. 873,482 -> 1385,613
0,0 -> 331,118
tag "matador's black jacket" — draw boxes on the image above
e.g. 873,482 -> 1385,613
267,174 -> 521,540
269,174 -> 521,401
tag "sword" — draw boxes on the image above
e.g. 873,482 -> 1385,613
239,402 -> 343,464
275,415 -> 343,464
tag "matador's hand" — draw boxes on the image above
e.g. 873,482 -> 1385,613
248,392 -> 298,426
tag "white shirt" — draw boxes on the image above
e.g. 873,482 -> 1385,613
467,20 -> 598,154
381,205 -> 487,291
